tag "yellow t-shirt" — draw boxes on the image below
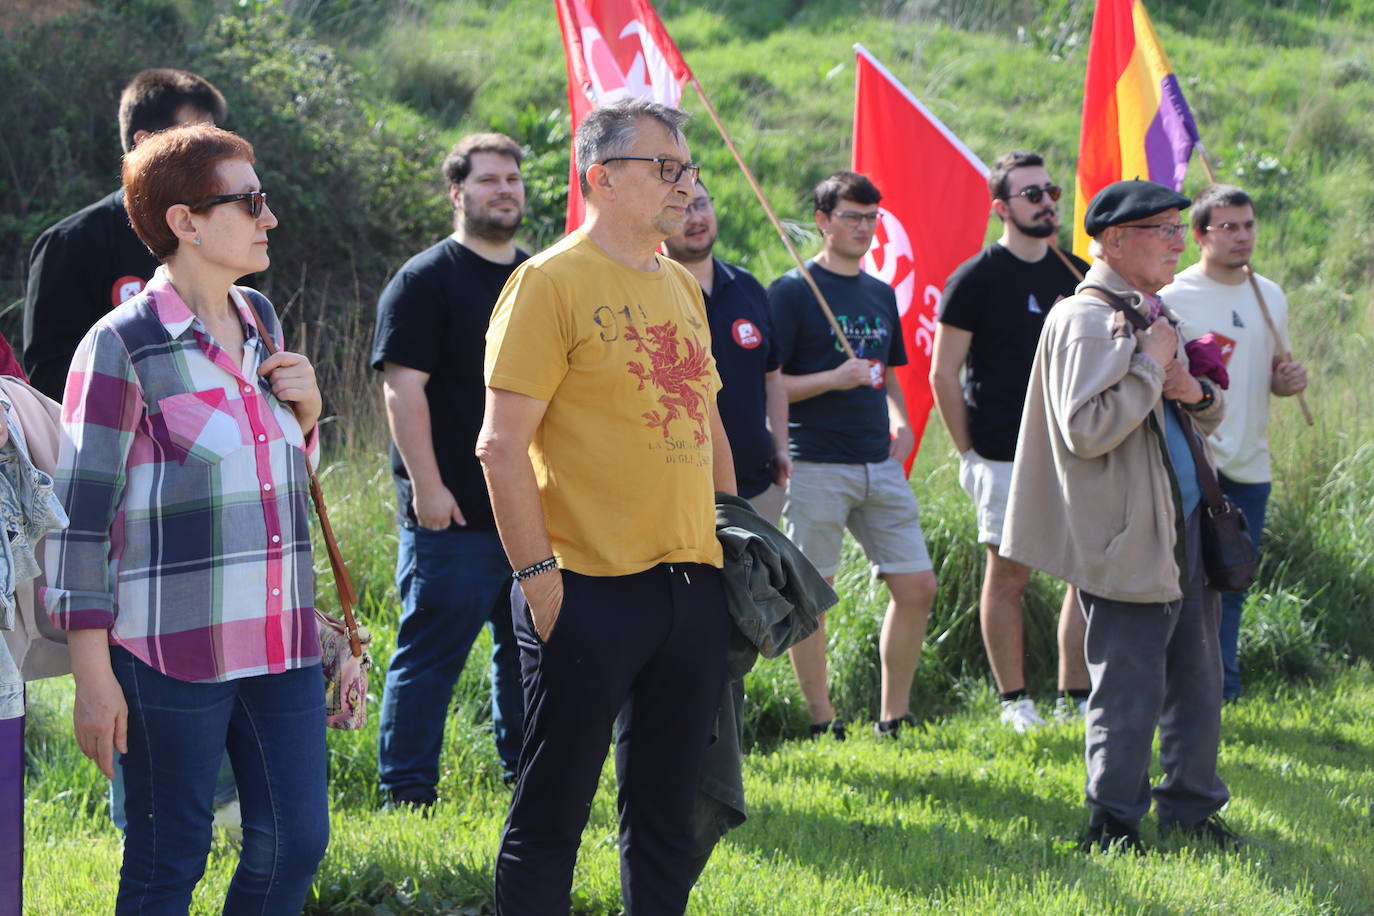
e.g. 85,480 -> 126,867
485,231 -> 724,575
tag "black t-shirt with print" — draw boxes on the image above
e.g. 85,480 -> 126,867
371,238 -> 528,531
769,260 -> 907,464
938,244 -> 1088,461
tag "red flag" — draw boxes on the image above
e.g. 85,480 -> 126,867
556,0 -> 693,233
853,44 -> 991,471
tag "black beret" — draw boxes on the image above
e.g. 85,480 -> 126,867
1084,180 -> 1191,237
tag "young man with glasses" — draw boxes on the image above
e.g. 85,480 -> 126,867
23,68 -> 227,400
479,98 -> 735,914
768,171 -> 937,740
664,180 -> 790,522
1161,184 -> 1307,702
930,151 -> 1091,732
370,133 -> 528,807
1003,179 -> 1241,853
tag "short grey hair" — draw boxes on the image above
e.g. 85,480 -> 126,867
574,98 -> 690,195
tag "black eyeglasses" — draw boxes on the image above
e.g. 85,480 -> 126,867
1005,183 -> 1061,204
831,210 -> 880,226
195,190 -> 268,218
601,156 -> 700,184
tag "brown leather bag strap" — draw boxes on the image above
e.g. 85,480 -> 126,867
242,293 -> 363,658
1174,406 -> 1227,514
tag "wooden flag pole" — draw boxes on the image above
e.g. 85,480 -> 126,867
686,77 -> 857,360
1194,139 -> 1219,184
1192,143 -> 1314,426
1245,266 -> 1315,426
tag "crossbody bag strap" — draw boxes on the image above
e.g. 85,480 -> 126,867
1173,406 -> 1227,514
1080,284 -> 1150,330
242,294 -> 363,658
1082,286 -> 1227,513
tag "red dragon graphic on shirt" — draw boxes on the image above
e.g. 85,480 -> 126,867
624,320 -> 711,445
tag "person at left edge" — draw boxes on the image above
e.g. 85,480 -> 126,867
664,179 -> 791,523
372,133 -> 527,802
45,124 -> 328,913
23,68 -> 228,400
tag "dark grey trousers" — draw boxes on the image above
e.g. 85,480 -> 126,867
1079,508 -> 1230,829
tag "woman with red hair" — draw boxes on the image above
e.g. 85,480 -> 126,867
45,124 -> 328,913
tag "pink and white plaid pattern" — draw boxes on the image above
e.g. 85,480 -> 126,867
45,268 -> 321,683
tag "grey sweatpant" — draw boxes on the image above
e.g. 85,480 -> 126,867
1079,508 -> 1230,829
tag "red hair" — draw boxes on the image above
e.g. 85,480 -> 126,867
122,124 -> 255,261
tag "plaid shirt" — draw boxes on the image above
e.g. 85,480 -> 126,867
44,268 -> 320,683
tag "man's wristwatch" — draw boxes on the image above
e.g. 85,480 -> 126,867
1183,379 -> 1215,412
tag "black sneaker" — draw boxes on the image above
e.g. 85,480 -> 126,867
1161,814 -> 1247,851
873,714 -> 917,738
807,718 -> 847,742
1080,816 -> 1144,854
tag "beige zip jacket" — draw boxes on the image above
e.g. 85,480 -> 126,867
1001,260 -> 1225,604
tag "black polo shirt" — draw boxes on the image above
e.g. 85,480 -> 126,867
702,258 -> 779,498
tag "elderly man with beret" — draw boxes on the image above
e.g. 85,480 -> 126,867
1002,180 -> 1241,853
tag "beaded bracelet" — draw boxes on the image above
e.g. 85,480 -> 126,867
513,556 -> 558,581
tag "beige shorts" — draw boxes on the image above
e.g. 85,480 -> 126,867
747,482 -> 787,527
783,459 -> 932,580
957,448 -> 1014,546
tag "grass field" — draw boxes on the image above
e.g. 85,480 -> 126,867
25,663 -> 1374,914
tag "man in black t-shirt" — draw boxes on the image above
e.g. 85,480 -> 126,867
23,69 -> 228,400
664,180 -> 790,522
769,171 -> 937,741
371,133 -> 529,804
930,150 -> 1091,732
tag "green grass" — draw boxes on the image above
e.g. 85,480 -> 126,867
25,664 -> 1374,914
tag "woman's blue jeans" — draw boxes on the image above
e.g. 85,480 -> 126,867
111,646 -> 329,915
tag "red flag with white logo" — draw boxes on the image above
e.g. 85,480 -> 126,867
556,0 -> 693,233
853,44 -> 991,472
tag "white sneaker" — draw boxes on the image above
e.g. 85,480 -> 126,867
1000,696 -> 1046,733
1053,696 -> 1090,720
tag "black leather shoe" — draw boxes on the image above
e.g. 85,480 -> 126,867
1080,816 -> 1144,854
807,718 -> 847,741
873,714 -> 917,738
1161,814 -> 1247,851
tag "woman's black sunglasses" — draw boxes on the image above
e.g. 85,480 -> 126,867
196,190 -> 268,218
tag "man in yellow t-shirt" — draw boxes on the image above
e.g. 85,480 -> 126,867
478,98 -> 737,915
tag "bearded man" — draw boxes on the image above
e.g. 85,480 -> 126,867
370,133 -> 529,805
